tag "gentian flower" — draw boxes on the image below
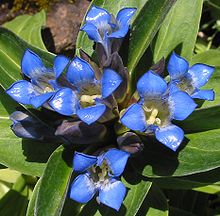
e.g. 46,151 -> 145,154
70,149 -> 130,211
167,52 -> 215,101
49,57 -> 122,125
81,6 -> 136,57
120,71 -> 197,151
6,49 -> 69,108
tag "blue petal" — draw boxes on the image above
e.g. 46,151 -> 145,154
67,57 -> 95,88
30,92 -> 53,108
21,49 -> 45,78
77,104 -> 106,125
109,8 -> 136,38
137,70 -> 167,98
49,88 -> 78,116
169,82 -> 181,94
191,89 -> 215,101
169,91 -> 197,120
101,68 -> 122,98
81,23 -> 102,43
6,80 -> 36,104
167,52 -> 189,80
155,124 -> 184,151
98,179 -> 126,211
70,174 -> 96,203
73,152 -> 97,173
53,55 -> 69,78
104,149 -> 130,177
188,64 -> 215,88
86,6 -> 111,25
120,103 -> 147,132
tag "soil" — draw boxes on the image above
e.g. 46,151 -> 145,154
0,0 -> 90,56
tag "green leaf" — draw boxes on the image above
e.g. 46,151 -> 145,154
193,183 -> 220,194
26,179 -> 41,216
133,128 -> 220,178
127,0 -> 176,78
35,146 -> 72,216
154,167 -> 220,190
152,0 -> 203,63
137,184 -> 168,216
3,11 -> 47,50
191,49 -> 220,66
76,0 -> 148,55
0,27 -> 55,89
176,105 -> 220,134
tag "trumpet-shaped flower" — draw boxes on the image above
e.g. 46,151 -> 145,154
167,52 -> 215,101
49,57 -> 122,124
81,6 -> 136,56
121,71 -> 197,151
70,149 -> 130,211
6,49 -> 69,108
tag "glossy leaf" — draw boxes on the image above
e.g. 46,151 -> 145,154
176,105 -> 220,134
137,184 -> 168,216
35,146 -> 72,216
3,10 -> 47,50
76,0 -> 148,55
153,0 -> 203,62
0,27 -> 54,89
26,179 -> 41,216
191,49 -> 220,67
127,0 -> 176,77
132,128 -> 220,178
0,118 -> 58,177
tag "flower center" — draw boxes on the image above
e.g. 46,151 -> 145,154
80,94 -> 102,107
177,77 -> 195,95
143,100 -> 170,127
89,160 -> 111,189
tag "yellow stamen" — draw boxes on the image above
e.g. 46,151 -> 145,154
146,108 -> 159,125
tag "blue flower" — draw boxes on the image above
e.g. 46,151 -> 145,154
120,71 -> 197,151
70,149 -> 130,211
167,52 -> 215,101
49,57 -> 122,125
81,6 -> 136,57
6,49 -> 69,108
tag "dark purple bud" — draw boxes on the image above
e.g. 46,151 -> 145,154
10,111 -> 58,142
150,57 -> 165,77
96,96 -> 119,123
55,119 -> 107,144
79,48 -> 102,80
117,132 -> 144,154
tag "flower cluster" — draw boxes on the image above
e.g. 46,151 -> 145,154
6,6 -> 215,211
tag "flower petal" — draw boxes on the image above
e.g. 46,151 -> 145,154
70,174 -> 96,203
86,6 -> 111,25
21,49 -> 45,78
104,149 -> 130,177
30,92 -> 53,108
155,124 -> 184,151
167,52 -> 189,80
191,89 -> 215,101
109,8 -> 136,38
73,152 -> 97,173
67,57 -> 95,88
137,70 -> 167,98
6,80 -> 36,104
101,68 -> 122,98
121,103 -> 147,132
53,55 -> 69,78
98,179 -> 126,211
169,91 -> 197,120
77,104 -> 106,125
188,64 -> 215,88
81,23 -> 102,43
49,88 -> 78,116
